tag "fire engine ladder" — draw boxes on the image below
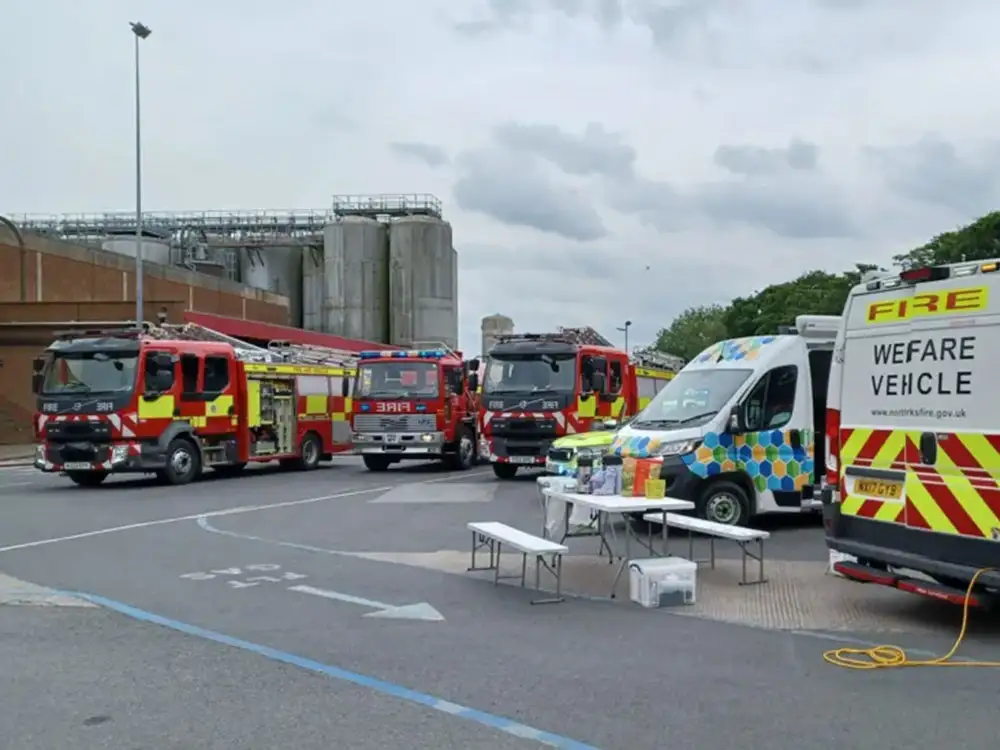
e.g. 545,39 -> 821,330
144,322 -> 279,363
264,340 -> 357,369
406,340 -> 462,359
630,346 -> 684,373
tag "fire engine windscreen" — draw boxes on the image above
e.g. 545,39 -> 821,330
483,354 -> 576,394
632,368 -> 752,427
41,352 -> 139,395
356,362 -> 440,398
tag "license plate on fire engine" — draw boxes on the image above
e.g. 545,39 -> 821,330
63,462 -> 93,471
384,434 -> 400,444
509,456 -> 537,465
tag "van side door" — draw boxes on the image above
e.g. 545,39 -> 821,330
738,361 -> 811,510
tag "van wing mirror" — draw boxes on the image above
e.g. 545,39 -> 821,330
728,406 -> 743,434
31,356 -> 46,374
31,373 -> 43,395
467,358 -> 480,372
468,372 -> 479,393
341,377 -> 350,398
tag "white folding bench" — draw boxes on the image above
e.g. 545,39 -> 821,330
643,512 -> 770,585
467,521 -> 569,604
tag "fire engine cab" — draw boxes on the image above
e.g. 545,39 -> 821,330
344,347 -> 480,472
31,323 -> 355,486
478,331 -> 676,479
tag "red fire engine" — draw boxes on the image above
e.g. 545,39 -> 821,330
31,323 -> 356,486
343,347 -> 480,471
478,331 -> 677,479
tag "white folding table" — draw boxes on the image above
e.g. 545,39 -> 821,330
542,490 -> 695,598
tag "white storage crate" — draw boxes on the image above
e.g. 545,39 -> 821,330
628,557 -> 697,608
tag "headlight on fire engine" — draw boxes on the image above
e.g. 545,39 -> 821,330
111,445 -> 129,463
35,444 -> 45,461
420,433 -> 436,442
649,439 -> 701,457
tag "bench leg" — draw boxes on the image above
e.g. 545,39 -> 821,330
688,529 -> 695,562
530,553 -> 565,605
468,532 -> 499,572
737,539 -> 768,586
494,542 -> 503,586
521,552 -> 527,587
710,538 -> 716,570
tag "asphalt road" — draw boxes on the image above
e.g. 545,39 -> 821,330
1,459 -> 998,750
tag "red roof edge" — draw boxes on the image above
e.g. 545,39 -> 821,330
182,311 -> 400,353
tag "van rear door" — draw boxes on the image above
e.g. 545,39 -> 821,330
837,281 -> 913,527
888,275 -> 1000,540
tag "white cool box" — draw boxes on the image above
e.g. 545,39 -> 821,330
629,557 -> 697,608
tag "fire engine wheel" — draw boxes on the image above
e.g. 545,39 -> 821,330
66,470 -> 108,487
492,463 -> 519,480
297,434 -> 322,471
363,455 -> 392,472
696,481 -> 750,526
161,438 -> 201,486
448,429 -> 476,471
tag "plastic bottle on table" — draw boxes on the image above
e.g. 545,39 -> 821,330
601,454 -> 623,495
576,456 -> 594,494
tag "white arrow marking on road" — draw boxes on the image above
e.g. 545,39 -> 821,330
287,584 -> 445,622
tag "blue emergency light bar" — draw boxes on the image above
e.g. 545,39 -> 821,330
358,349 -> 447,360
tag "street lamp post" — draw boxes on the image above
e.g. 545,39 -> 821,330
130,21 -> 151,326
617,320 -> 632,353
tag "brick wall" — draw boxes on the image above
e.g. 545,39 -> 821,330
0,227 -> 293,444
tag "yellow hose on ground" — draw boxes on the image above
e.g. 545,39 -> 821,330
823,568 -> 1000,669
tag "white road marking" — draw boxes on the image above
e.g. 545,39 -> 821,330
0,469 -> 496,553
370,483 -> 495,504
288,584 -> 445,621
0,482 -> 34,489
0,486 -> 389,553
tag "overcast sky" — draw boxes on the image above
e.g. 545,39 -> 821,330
4,0 -> 1000,354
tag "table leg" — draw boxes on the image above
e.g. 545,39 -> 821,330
661,511 -> 669,556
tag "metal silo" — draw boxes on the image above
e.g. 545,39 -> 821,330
481,313 -> 514,358
322,217 -> 390,342
301,246 -> 324,332
388,216 -> 458,349
241,247 -> 303,325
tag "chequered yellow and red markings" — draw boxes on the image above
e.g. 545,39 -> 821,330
839,426 -> 1000,537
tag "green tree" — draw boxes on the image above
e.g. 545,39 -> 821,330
653,305 -> 728,361
894,211 -> 1000,268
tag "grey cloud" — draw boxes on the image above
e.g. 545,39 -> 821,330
714,139 -> 819,176
453,148 -> 607,241
492,121 -> 636,178
695,179 -> 857,239
454,0 -> 712,44
389,141 -> 451,167
865,136 -> 1000,216
610,174 -> 856,239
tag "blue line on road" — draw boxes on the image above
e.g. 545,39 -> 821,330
63,590 -> 602,750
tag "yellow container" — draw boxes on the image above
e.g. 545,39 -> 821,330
645,479 -> 666,499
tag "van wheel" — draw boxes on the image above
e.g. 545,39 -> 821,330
493,463 -> 518,480
161,437 -> 201,486
448,429 -> 476,471
697,481 -> 750,526
67,470 -> 108,487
